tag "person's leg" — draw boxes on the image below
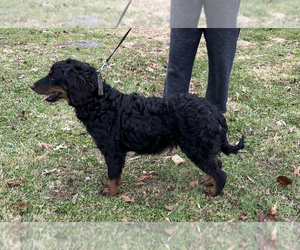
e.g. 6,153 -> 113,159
204,28 -> 240,113
164,28 -> 203,98
203,0 -> 240,28
170,0 -> 203,28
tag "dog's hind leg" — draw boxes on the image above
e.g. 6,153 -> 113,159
181,146 -> 226,196
100,151 -> 126,196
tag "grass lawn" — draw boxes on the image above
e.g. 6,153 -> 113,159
0,28 -> 299,222
1,0 -> 299,28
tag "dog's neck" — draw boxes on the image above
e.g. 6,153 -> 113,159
72,81 -> 124,123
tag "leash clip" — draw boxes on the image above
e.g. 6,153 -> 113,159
96,60 -> 107,96
100,60 -> 108,73
97,60 -> 108,75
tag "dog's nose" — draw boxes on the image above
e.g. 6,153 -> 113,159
30,84 -> 35,90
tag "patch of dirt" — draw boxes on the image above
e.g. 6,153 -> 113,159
51,189 -> 75,200
270,37 -> 286,45
237,39 -> 256,48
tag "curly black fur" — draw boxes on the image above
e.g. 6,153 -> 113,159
31,58 -> 244,196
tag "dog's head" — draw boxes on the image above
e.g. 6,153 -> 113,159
30,58 -> 99,106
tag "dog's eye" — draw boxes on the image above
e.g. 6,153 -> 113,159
49,70 -> 55,80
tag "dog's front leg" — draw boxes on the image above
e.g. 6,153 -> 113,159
100,151 -> 126,196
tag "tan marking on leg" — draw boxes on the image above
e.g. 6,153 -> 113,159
100,177 -> 122,196
204,177 -> 217,196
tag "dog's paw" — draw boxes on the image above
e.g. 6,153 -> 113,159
99,188 -> 111,196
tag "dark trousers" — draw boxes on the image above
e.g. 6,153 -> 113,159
164,28 -> 240,113
170,0 -> 241,28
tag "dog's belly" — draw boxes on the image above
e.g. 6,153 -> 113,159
121,130 -> 178,154
119,110 -> 178,154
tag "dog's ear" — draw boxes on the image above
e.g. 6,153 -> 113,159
66,68 -> 98,106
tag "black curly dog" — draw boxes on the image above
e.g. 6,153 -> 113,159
31,58 -> 244,196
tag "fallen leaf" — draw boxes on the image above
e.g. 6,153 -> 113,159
239,212 -> 248,221
142,170 -> 155,175
189,180 -> 198,188
18,74 -> 25,79
42,168 -> 57,175
54,145 -> 68,150
241,86 -> 247,94
285,86 -> 292,92
259,209 -> 277,222
240,154 -> 245,161
165,205 -> 174,211
291,165 -> 300,176
139,175 -> 152,181
273,133 -> 282,142
3,49 -> 13,54
126,156 -> 141,162
289,127 -> 296,133
266,213 -> 277,222
257,194 -> 265,200
72,194 -> 78,204
7,182 -> 20,187
233,108 -> 242,113
227,218 -> 236,222
231,200 -> 241,206
277,176 -> 292,186
276,120 -> 286,126
259,210 -> 266,222
266,188 -> 270,195
11,200 -> 30,213
122,196 -> 134,203
247,176 -> 255,183
38,141 -> 55,149
61,127 -> 70,131
189,201 -> 195,210
269,125 -> 280,131
270,204 -> 277,215
171,155 -> 185,165
165,229 -> 174,235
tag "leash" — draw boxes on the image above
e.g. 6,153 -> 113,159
97,28 -> 132,95
115,0 -> 132,28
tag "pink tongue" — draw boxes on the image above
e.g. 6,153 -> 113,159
44,94 -> 52,102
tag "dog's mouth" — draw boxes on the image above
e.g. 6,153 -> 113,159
44,91 -> 62,102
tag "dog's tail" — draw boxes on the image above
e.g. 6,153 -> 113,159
221,135 -> 245,156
